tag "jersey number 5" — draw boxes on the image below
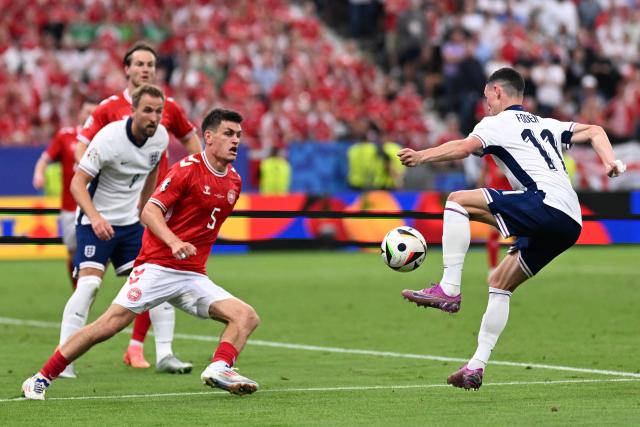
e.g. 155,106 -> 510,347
207,208 -> 221,230
520,129 -> 567,172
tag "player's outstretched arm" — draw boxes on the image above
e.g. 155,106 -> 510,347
32,153 -> 51,189
570,123 -> 627,177
397,136 -> 483,167
141,202 -> 197,260
181,132 -> 203,154
70,169 -> 114,240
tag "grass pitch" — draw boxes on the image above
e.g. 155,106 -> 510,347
0,247 -> 639,426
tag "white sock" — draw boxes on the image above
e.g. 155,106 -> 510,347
210,360 -> 228,370
129,339 -> 144,348
150,302 -> 175,364
439,201 -> 470,296
467,288 -> 511,370
59,275 -> 101,346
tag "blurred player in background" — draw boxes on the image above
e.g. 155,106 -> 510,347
76,41 -> 201,372
32,101 -> 97,288
478,156 -> 512,275
56,84 -> 169,379
23,108 -> 260,400
398,68 -> 626,390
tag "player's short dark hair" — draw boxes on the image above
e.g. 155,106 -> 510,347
486,67 -> 525,97
123,41 -> 158,67
131,84 -> 165,108
201,108 -> 243,134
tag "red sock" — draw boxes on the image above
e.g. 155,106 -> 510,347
40,350 -> 70,380
487,230 -> 500,268
212,342 -> 239,367
67,259 -> 77,290
131,311 -> 151,343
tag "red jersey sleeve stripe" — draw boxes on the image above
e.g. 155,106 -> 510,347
149,198 -> 167,212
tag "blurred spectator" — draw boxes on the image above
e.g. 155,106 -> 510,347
1,0 -> 640,193
530,55 -> 565,116
259,147 -> 292,194
347,122 -> 403,190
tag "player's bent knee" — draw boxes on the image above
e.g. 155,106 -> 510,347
229,303 -> 260,332
447,191 -> 465,204
209,299 -> 260,331
243,306 -> 260,332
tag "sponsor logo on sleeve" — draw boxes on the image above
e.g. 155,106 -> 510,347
87,147 -> 98,162
160,177 -> 171,191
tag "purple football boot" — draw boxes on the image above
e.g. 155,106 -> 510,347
401,283 -> 461,313
446,364 -> 484,390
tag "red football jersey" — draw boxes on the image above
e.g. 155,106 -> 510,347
46,126 -> 81,212
485,156 -> 511,189
136,152 -> 242,275
78,89 -> 196,178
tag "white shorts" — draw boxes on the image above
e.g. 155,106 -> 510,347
112,263 -> 235,319
61,210 -> 76,251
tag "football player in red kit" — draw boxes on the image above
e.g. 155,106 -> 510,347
480,156 -> 512,274
23,108 -> 260,400
76,41 -> 201,372
32,101 -> 97,288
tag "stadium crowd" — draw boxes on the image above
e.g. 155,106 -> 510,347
1,0 -> 639,175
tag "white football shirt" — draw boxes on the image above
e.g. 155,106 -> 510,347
77,118 -> 169,226
470,106 -> 581,225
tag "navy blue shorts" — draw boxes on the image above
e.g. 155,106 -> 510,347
481,188 -> 582,277
74,223 -> 143,276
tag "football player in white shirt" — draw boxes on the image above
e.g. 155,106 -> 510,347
56,84 -> 173,378
398,67 -> 626,390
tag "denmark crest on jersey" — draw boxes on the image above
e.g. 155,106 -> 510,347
227,189 -> 237,204
149,152 -> 160,167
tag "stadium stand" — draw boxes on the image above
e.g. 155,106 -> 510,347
0,0 -> 638,191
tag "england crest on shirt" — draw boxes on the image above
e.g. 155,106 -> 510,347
84,245 -> 96,258
149,152 -> 160,167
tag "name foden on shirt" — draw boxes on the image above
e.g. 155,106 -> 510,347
515,113 -> 539,123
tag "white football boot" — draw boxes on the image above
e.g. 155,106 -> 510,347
21,373 -> 51,400
201,363 -> 258,395
156,355 -> 193,374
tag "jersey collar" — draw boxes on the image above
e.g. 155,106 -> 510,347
126,117 -> 148,147
505,105 -> 524,111
202,151 -> 228,177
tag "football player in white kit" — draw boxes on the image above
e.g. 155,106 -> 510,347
55,84 -> 170,378
398,68 -> 626,390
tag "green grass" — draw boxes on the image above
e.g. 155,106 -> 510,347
1,247 -> 639,426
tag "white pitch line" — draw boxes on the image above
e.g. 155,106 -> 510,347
2,316 -> 639,379
1,378 -> 639,403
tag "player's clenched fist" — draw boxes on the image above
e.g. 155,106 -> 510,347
606,159 -> 627,178
397,148 -> 422,167
170,241 -> 197,260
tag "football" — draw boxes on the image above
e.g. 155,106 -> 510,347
380,226 -> 427,272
